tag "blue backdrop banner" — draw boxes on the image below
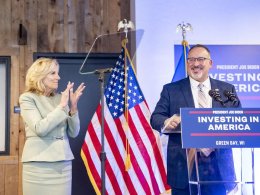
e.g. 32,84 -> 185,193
174,45 -> 260,108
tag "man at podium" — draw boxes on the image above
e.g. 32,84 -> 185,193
150,44 -> 241,195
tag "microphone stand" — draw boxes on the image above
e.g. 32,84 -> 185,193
212,97 -> 226,107
209,89 -> 226,107
224,90 -> 239,106
219,99 -> 226,107
94,68 -> 113,195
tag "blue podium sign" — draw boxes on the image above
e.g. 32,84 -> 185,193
181,108 -> 260,148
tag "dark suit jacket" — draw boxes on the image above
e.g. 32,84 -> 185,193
150,77 -> 241,194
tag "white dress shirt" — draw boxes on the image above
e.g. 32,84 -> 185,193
189,77 -> 212,108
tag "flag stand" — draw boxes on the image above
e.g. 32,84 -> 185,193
78,29 -> 144,195
81,67 -> 113,195
96,68 -> 112,195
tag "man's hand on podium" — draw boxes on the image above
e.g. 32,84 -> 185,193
161,114 -> 181,133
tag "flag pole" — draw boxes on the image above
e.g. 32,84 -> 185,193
176,22 -> 192,77
183,40 -> 188,78
118,19 -> 135,171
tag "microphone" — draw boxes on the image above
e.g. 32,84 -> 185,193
208,89 -> 225,105
224,90 -> 238,103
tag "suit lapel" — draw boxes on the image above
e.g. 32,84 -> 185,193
180,78 -> 195,107
210,78 -> 222,108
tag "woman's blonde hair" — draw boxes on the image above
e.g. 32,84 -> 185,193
25,57 -> 59,96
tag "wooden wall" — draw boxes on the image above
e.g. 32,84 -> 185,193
0,0 -> 130,194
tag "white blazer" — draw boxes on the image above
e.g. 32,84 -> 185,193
19,92 -> 80,162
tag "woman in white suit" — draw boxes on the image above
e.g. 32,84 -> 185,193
19,57 -> 85,195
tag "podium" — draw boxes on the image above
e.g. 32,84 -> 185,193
181,108 -> 259,195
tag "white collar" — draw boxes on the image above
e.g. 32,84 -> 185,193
189,77 -> 211,90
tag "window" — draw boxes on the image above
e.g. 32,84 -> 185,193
0,57 -> 10,155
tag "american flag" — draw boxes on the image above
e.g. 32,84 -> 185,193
81,46 -> 171,195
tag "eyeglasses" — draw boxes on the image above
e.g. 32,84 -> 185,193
187,57 -> 211,64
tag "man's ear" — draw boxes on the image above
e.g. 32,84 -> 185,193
209,59 -> 213,68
